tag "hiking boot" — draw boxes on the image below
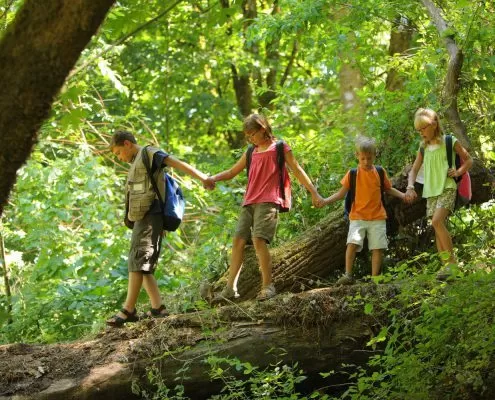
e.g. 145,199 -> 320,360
436,267 -> 453,281
336,274 -> 355,285
256,284 -> 276,300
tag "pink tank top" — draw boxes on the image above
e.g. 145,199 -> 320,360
243,141 -> 291,210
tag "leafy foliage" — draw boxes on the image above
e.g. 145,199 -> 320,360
0,5 -> 494,400
338,203 -> 495,399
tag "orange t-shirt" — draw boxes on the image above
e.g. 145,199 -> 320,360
341,166 -> 392,221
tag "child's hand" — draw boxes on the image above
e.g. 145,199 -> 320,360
404,187 -> 417,203
447,168 -> 458,178
312,193 -> 325,208
203,177 -> 216,190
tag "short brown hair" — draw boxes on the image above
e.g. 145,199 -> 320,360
355,136 -> 376,154
110,130 -> 137,148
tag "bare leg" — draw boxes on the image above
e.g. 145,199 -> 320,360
345,244 -> 358,275
226,236 -> 247,289
371,249 -> 384,276
253,237 -> 272,287
143,274 -> 162,309
431,208 -> 456,264
107,271 -> 143,322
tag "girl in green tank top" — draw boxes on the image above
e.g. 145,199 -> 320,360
404,108 -> 473,280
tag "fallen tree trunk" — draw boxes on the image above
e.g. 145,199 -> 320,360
0,285 -> 388,400
215,159 -> 494,300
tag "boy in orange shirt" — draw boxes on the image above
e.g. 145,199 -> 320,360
322,137 -> 406,284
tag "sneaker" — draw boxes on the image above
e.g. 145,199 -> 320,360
256,284 -> 276,300
436,267 -> 452,281
336,274 -> 355,285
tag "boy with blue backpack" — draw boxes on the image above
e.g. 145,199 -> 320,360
107,130 -> 213,326
322,136 -> 406,284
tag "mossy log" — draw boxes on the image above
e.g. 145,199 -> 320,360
0,0 -> 116,216
0,285 -> 390,400
215,159 -> 494,300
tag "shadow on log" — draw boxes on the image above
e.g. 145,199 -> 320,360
216,159 -> 494,301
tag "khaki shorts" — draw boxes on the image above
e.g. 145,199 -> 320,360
426,188 -> 456,218
347,220 -> 387,252
234,203 -> 279,244
128,213 -> 163,273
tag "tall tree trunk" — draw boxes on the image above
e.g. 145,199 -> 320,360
335,5 -> 364,138
386,16 -> 414,92
0,0 -> 116,216
0,219 -> 12,324
420,0 -> 470,149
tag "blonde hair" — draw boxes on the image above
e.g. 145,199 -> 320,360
414,108 -> 443,144
243,113 -> 275,140
355,136 -> 376,154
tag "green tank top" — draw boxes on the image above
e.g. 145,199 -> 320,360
421,136 -> 457,198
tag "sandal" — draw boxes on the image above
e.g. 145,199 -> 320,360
106,308 -> 139,327
142,304 -> 169,319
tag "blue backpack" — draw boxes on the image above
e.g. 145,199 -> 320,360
142,146 -> 185,231
344,166 -> 385,220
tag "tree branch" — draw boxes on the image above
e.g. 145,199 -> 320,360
420,0 -> 470,149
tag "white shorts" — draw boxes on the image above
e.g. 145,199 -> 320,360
347,220 -> 387,252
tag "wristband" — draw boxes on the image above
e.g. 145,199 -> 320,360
406,185 -> 415,190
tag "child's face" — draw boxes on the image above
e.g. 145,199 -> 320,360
112,140 -> 135,163
356,151 -> 375,170
245,128 -> 267,145
415,118 -> 437,143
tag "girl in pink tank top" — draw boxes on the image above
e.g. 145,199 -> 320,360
206,114 -> 323,301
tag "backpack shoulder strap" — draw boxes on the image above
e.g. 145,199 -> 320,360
276,140 -> 285,168
420,146 -> 424,157
344,168 -> 357,216
375,165 -> 385,205
141,146 -> 164,206
276,140 -> 286,200
246,144 -> 255,178
445,135 -> 453,168
375,165 -> 384,188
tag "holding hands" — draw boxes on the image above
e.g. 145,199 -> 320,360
404,186 -> 417,203
202,176 -> 216,190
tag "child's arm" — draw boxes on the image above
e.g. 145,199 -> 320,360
164,155 -> 212,188
209,152 -> 247,184
386,187 -> 406,201
448,141 -> 473,179
405,151 -> 423,203
284,150 -> 324,207
322,186 -> 348,206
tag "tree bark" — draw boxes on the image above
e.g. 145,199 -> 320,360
212,160 -> 493,300
420,0 -> 470,149
386,16 -> 413,92
0,0 -> 116,217
0,285 -> 386,400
